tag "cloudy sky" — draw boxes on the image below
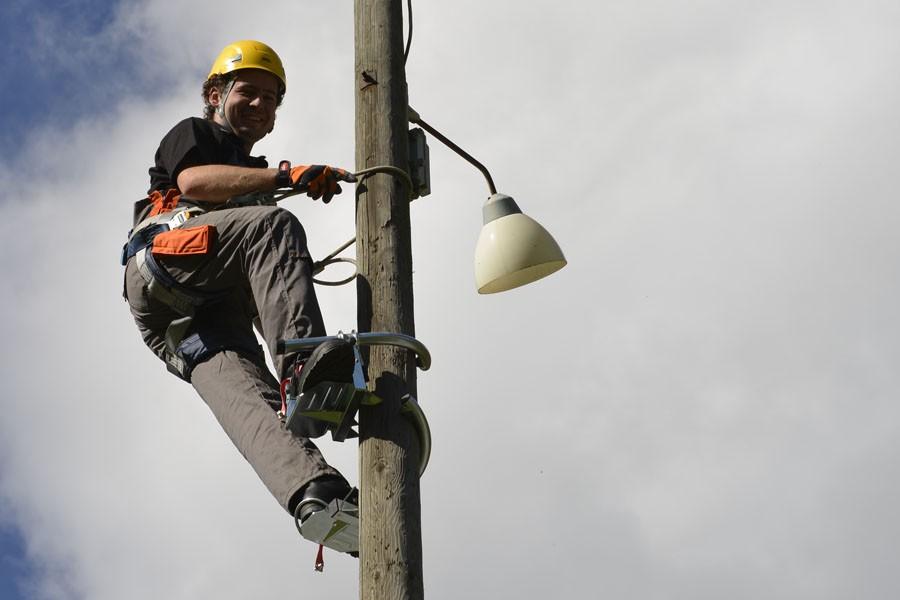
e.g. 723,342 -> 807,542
1,0 -> 899,598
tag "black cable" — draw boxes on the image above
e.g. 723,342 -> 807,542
404,0 -> 413,64
312,257 -> 357,287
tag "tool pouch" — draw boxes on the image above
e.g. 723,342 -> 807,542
151,225 -> 215,257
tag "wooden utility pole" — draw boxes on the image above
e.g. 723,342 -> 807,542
354,1 -> 424,599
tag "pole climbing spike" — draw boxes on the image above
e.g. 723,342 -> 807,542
297,493 -> 360,555
280,331 -> 433,475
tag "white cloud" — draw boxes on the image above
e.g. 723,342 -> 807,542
2,0 -> 900,598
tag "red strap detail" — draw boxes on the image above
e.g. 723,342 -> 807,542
279,362 -> 303,417
279,377 -> 289,416
315,544 -> 325,572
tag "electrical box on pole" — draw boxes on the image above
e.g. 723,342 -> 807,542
408,127 -> 431,199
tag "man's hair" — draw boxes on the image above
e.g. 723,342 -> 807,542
202,73 -> 236,120
202,72 -> 284,120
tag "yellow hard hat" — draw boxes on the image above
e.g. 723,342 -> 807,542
208,40 -> 286,93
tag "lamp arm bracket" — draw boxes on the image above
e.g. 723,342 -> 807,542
406,105 -> 497,196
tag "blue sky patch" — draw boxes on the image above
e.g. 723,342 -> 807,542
0,521 -> 32,600
0,0 -> 145,148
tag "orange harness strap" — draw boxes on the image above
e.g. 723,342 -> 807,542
147,188 -> 182,217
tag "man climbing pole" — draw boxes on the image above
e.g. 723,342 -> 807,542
121,40 -> 360,555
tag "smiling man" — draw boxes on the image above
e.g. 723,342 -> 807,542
121,40 -> 359,556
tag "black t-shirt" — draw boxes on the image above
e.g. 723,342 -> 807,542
148,117 -> 268,194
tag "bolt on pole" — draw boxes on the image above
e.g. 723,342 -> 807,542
354,0 -> 424,599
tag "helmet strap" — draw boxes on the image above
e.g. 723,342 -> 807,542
215,78 -> 237,134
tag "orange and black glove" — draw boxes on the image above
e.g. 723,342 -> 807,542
289,164 -> 357,204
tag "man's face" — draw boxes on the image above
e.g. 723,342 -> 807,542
211,69 -> 280,146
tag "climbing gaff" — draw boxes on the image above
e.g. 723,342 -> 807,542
279,331 -> 433,476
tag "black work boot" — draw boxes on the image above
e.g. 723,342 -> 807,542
293,476 -> 357,523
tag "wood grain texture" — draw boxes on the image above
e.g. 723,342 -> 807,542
355,0 -> 424,598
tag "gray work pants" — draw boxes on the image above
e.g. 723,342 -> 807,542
124,205 -> 341,512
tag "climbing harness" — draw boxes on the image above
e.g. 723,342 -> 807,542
122,202 -> 226,378
121,189 -> 289,378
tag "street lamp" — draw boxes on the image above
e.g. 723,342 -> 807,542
474,193 -> 567,294
408,107 -> 567,294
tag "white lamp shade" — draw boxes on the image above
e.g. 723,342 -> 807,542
475,211 -> 567,294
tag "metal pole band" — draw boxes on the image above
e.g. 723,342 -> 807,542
278,331 -> 431,371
